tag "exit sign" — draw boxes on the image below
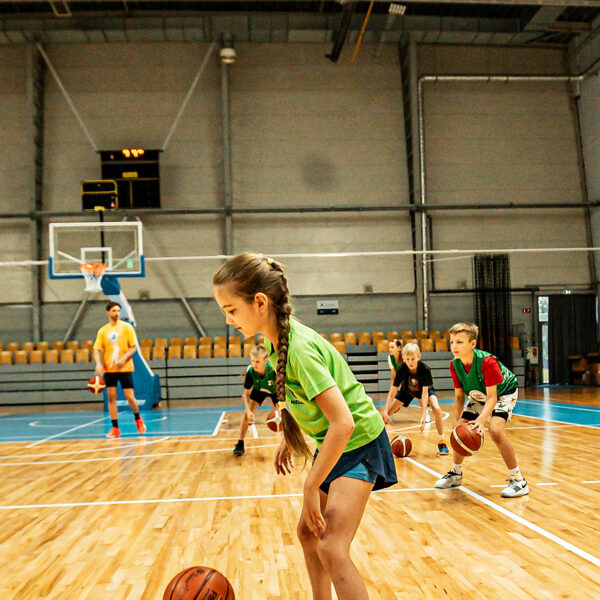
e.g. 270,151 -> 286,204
522,307 -> 531,314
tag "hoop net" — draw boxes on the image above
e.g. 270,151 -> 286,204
80,262 -> 107,293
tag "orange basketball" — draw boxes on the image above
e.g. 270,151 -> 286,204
391,435 -> 412,458
87,375 -> 106,394
266,410 -> 282,432
163,566 -> 235,600
450,423 -> 483,457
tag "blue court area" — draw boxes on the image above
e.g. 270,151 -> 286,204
0,399 -> 598,444
0,406 -> 256,444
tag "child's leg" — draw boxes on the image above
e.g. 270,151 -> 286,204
488,415 -> 517,469
386,398 -> 403,419
297,490 -> 332,600
317,477 -> 373,600
428,395 -> 444,437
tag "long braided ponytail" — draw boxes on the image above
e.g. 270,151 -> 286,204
213,253 -> 312,462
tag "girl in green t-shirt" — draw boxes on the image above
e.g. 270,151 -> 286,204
214,252 -> 397,600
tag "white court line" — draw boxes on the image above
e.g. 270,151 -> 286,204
582,480 -> 600,484
509,412 -> 599,430
0,442 -> 282,466
212,411 -> 226,436
517,400 -> 600,413
406,457 -> 600,568
0,485 -> 439,511
25,416 -> 108,448
0,437 -> 170,459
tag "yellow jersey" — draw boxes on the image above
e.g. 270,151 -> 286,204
93,320 -> 138,372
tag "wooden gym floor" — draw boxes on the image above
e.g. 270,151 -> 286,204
0,388 -> 599,599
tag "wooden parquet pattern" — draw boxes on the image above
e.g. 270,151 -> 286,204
1,389 -> 599,599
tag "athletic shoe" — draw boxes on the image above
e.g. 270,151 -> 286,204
425,410 -> 432,424
435,470 -> 462,489
437,442 -> 449,455
135,418 -> 146,434
500,477 -> 529,498
106,427 -> 121,439
233,440 -> 245,457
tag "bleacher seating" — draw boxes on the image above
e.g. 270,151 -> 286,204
0,329 -> 465,368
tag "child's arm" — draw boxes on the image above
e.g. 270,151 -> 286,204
302,385 -> 355,536
419,386 -> 429,431
241,388 -> 254,423
468,385 -> 498,435
452,388 -> 465,428
382,383 -> 400,423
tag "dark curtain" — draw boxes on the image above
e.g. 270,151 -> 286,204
473,254 -> 512,369
548,294 -> 598,384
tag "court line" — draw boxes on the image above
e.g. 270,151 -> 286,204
406,457 -> 600,568
0,442 -> 282,466
0,437 -> 170,459
517,399 -> 600,413
212,411 -> 226,436
509,412 -> 599,430
582,480 -> 600,484
0,486 -> 440,511
25,416 -> 108,448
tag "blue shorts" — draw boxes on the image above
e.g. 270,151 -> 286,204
342,462 -> 378,485
317,428 -> 398,494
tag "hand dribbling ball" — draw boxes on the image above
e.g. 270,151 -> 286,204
87,375 -> 106,394
163,566 -> 235,600
391,435 -> 412,458
266,410 -> 282,432
450,423 -> 484,457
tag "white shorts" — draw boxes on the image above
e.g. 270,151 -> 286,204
462,389 -> 518,422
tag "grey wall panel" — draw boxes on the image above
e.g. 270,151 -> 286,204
419,45 -> 587,293
578,70 -> 600,279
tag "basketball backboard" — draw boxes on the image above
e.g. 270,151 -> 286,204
48,221 -> 144,279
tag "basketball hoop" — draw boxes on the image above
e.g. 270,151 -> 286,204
80,262 -> 107,293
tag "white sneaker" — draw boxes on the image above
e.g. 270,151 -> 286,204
425,410 -> 432,424
435,470 -> 462,489
501,477 -> 529,498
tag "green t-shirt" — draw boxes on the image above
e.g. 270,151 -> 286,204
266,317 -> 384,451
246,363 -> 276,393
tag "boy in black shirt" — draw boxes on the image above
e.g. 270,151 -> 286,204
382,343 -> 449,455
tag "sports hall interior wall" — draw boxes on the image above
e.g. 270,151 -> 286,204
0,41 -> 596,345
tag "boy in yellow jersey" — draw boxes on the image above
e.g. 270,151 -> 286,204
93,301 -> 146,438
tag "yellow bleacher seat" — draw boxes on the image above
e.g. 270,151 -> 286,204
14,350 -> 28,365
198,345 -> 212,359
420,339 -> 434,352
60,349 -> 74,363
386,331 -> 399,341
45,349 -> 59,364
183,344 -> 197,359
358,332 -> 371,345
30,350 -> 44,364
168,345 -> 182,359
152,345 -> 166,360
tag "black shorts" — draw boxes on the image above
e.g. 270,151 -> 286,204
248,388 -> 277,407
395,386 -> 436,407
104,371 -> 134,389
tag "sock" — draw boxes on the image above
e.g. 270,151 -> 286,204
111,419 -> 119,428
452,464 -> 463,475
509,467 -> 522,481
134,412 -> 140,421
438,436 -> 446,443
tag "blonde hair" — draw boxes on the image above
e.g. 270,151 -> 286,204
448,322 -> 479,342
213,253 -> 312,463
401,342 -> 420,358
249,344 -> 269,359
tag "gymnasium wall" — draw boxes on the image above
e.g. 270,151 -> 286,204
0,41 -> 593,344
577,63 -> 600,279
418,44 -> 588,291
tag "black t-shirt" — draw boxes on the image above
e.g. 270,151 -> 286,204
393,361 -> 433,399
